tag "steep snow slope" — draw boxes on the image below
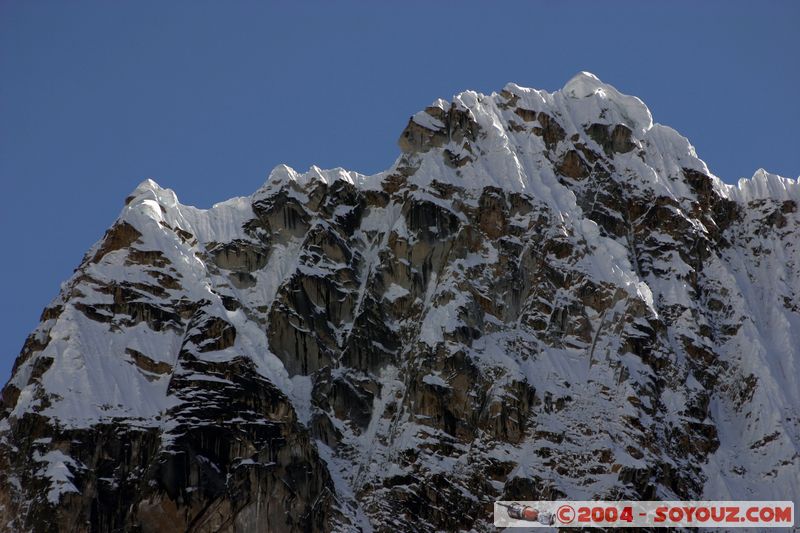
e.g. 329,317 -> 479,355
1,72 -> 798,532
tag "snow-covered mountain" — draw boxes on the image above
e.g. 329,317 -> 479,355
2,72 -> 798,532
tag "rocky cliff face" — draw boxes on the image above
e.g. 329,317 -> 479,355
2,72 -> 799,532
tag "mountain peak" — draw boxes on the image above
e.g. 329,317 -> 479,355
125,178 -> 178,206
125,178 -> 165,202
4,76 -> 799,531
395,76 -> 702,201
562,70 -> 608,97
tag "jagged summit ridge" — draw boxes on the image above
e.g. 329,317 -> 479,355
133,73 -> 794,209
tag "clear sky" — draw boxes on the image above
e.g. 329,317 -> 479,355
1,1 -> 798,382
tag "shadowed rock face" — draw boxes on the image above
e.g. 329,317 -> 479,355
2,75 -> 799,531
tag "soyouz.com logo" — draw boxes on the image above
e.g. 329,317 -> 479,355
494,501 -> 795,528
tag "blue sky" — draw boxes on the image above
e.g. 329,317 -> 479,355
1,1 -> 798,382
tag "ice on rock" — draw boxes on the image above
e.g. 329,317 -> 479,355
411,110 -> 445,131
34,450 -> 81,504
